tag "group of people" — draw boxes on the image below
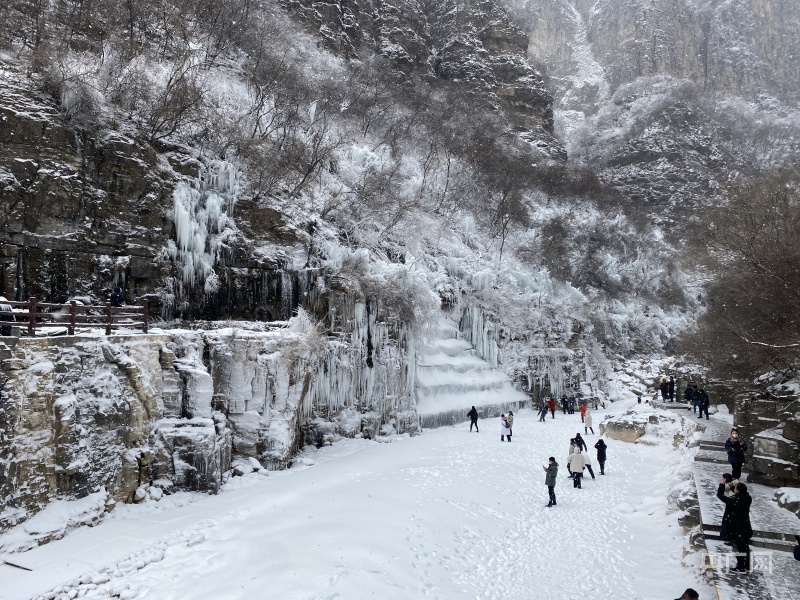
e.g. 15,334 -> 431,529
684,382 -> 710,419
717,427 -> 800,571
658,376 -> 711,420
542,434 -> 608,505
536,396 -> 595,434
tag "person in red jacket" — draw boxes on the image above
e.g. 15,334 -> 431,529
547,397 -> 556,419
580,403 -> 587,423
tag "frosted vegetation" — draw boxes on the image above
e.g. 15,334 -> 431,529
0,1 -> 700,383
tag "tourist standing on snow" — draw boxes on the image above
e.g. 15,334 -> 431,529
547,397 -> 556,419
561,394 -> 568,414
584,409 -> 594,435
594,439 -> 607,475
717,478 -> 753,572
668,376 -> 675,402
691,383 -> 700,413
659,378 -> 669,401
574,433 -> 588,452
684,382 -> 695,412
506,411 -> 514,441
725,428 -> 747,480
543,457 -> 558,507
567,439 -> 576,476
568,395 -> 576,414
584,451 -> 596,479
794,536 -> 800,561
467,406 -> 479,432
500,414 -> 511,442
538,403 -> 548,422
579,402 -> 587,423
697,389 -> 710,420
568,448 -> 585,488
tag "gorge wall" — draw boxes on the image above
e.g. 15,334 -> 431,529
0,279 -> 420,533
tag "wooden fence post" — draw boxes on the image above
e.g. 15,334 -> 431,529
28,297 -> 36,337
69,301 -> 76,336
105,302 -> 112,336
142,299 -> 149,334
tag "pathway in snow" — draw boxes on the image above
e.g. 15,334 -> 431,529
415,317 -> 528,429
691,413 -> 800,600
2,402 -> 712,600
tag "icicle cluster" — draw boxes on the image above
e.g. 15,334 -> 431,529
168,161 -> 240,291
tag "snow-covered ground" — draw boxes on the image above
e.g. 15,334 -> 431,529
2,391 -> 713,600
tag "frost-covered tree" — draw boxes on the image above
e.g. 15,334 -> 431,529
680,173 -> 800,379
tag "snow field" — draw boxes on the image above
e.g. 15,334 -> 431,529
25,402 -> 712,600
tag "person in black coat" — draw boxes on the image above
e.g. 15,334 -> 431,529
467,406 -> 479,432
594,438 -> 607,475
697,389 -> 710,420
725,428 -> 747,480
668,376 -> 675,402
684,383 -> 695,412
794,535 -> 800,561
717,479 -> 753,572
574,433 -> 588,452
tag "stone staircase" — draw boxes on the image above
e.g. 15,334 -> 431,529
415,317 -> 528,429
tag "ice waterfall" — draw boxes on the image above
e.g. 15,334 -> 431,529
169,161 -> 240,292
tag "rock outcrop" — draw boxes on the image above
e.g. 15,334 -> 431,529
0,280 -> 417,533
283,0 -> 564,159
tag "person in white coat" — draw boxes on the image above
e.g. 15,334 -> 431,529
568,447 -> 585,488
584,410 -> 594,435
506,411 -> 514,442
500,414 -> 511,442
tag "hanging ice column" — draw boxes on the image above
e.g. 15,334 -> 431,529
415,316 -> 528,429
168,161 -> 240,293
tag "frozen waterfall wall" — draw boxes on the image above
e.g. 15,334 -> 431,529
457,303 -> 603,401
0,285 -> 417,532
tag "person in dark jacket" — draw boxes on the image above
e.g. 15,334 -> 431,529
543,457 -> 558,507
674,590 -> 699,600
538,402 -> 548,422
684,383 -> 695,412
794,535 -> 800,561
574,433 -> 588,452
467,406 -> 479,432
697,389 -> 710,420
725,428 -> 747,480
668,376 -> 675,402
659,378 -> 669,401
594,438 -> 607,475
717,479 -> 753,572
110,287 -> 125,307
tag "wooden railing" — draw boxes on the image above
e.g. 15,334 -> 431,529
1,297 -> 148,336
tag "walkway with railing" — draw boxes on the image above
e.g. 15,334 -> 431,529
0,297 -> 148,336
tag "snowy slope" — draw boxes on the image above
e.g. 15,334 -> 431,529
2,397 -> 713,600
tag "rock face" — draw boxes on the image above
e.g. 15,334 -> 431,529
0,284 -> 416,532
741,394 -> 800,487
502,0 -> 800,224
514,0 -> 800,108
0,75 -> 310,321
283,0 -> 564,158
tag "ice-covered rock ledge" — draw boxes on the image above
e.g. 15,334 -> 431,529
0,311 -> 417,535
600,405 -> 704,448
